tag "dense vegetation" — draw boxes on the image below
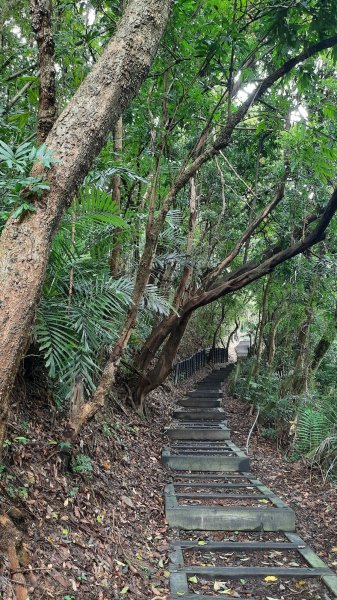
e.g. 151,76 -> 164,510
230,264 -> 337,479
1,0 -> 337,469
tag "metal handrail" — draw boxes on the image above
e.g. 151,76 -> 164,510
172,347 -> 228,384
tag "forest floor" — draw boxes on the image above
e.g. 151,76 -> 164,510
224,388 -> 337,572
0,368 -> 210,600
1,368 -> 337,600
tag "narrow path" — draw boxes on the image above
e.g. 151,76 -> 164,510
162,357 -> 337,599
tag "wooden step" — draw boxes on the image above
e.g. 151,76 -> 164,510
165,473 -> 294,531
187,390 -> 222,398
165,422 -> 230,441
169,532 -> 337,599
178,397 -> 221,408
173,407 -> 227,421
162,440 -> 249,472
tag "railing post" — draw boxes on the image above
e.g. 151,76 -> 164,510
174,363 -> 178,384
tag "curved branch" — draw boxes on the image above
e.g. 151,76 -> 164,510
185,187 -> 337,312
205,172 -> 288,287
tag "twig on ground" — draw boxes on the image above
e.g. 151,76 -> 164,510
245,405 -> 260,455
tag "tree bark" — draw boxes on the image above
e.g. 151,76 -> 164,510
266,310 -> 282,366
291,308 -> 313,395
110,116 -> 124,277
253,276 -> 271,377
310,302 -> 337,373
30,0 -> 56,143
134,314 -> 190,407
0,0 -> 172,453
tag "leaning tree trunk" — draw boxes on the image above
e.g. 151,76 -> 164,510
134,314 -> 191,409
0,0 -> 172,454
110,116 -> 124,277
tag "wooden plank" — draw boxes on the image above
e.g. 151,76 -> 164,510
172,450 -> 233,454
172,442 -> 231,446
173,473 -> 251,479
174,493 -> 268,499
166,505 -> 295,531
173,566 -> 330,578
172,541 -> 299,551
173,483 -> 257,489
162,450 -> 250,472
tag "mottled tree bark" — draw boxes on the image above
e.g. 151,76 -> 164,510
110,117 -> 124,277
30,0 -> 56,143
0,0 -> 172,453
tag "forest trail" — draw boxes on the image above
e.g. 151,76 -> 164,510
163,357 -> 337,600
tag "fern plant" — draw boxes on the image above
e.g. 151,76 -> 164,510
34,185 -> 174,404
295,404 -> 331,457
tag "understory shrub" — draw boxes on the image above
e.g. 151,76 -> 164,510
230,359 -> 337,478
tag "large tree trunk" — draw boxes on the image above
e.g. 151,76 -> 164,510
134,312 -> 179,374
30,0 -> 56,143
0,0 -> 172,453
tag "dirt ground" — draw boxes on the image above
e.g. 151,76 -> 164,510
0,367 -> 213,600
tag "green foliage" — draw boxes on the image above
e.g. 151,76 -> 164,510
295,403 -> 331,457
3,0 -> 337,436
230,359 -> 295,432
72,453 -> 93,474
0,140 -> 57,228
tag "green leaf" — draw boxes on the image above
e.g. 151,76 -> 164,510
120,585 -> 129,595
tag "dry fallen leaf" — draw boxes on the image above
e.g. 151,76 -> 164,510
121,495 -> 135,508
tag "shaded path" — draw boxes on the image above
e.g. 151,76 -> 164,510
163,359 -> 337,599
